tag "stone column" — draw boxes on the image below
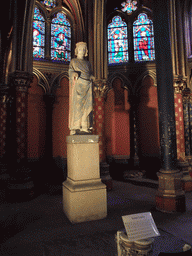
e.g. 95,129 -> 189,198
7,71 -> 34,202
93,80 -> 112,190
153,0 -> 185,212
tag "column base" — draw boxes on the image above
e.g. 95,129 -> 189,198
155,170 -> 186,213
155,193 -> 186,213
178,160 -> 192,192
63,178 -> 107,223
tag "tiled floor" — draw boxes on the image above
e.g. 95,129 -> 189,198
1,179 -> 192,255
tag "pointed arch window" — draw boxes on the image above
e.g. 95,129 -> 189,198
33,7 -> 45,59
133,13 -> 155,62
33,5 -> 72,63
51,12 -> 71,62
108,16 -> 129,65
107,6 -> 155,65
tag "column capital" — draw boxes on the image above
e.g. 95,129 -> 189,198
173,77 -> 187,94
93,79 -> 108,98
9,71 -> 33,92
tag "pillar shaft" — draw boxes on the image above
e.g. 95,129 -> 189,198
153,0 -> 185,212
6,71 -> 34,202
93,80 -> 112,190
174,83 -> 186,161
153,0 -> 177,172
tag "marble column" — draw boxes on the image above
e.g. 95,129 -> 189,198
7,71 -> 34,202
153,0 -> 185,212
93,80 -> 112,190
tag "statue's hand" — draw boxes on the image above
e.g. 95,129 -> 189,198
73,72 -> 79,80
90,75 -> 95,82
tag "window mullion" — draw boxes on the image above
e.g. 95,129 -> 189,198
45,18 -> 51,60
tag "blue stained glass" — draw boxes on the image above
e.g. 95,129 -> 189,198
39,0 -> 56,8
51,12 -> 71,62
133,13 -> 155,62
33,7 -> 45,59
121,0 -> 137,14
108,16 -> 129,64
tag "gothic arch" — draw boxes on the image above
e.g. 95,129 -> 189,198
107,72 -> 132,93
51,72 -> 69,92
134,70 -> 157,97
63,0 -> 85,41
33,68 -> 49,93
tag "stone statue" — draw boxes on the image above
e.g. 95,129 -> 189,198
68,42 -> 95,135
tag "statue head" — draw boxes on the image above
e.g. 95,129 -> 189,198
75,42 -> 88,57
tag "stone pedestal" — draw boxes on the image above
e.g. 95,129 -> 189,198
63,135 -> 107,223
155,170 -> 186,213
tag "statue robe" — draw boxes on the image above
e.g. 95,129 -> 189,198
68,58 -> 93,134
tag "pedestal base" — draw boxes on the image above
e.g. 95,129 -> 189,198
155,170 -> 186,213
63,178 -> 107,223
63,135 -> 107,223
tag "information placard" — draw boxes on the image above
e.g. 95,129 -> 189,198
122,212 -> 160,241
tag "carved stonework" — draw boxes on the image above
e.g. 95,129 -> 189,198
173,78 -> 187,94
9,71 -> 33,92
94,79 -> 108,98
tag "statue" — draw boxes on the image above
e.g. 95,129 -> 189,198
68,42 -> 95,135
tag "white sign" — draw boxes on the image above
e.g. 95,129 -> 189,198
122,212 -> 160,241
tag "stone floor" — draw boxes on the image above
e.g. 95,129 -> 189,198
1,178 -> 192,255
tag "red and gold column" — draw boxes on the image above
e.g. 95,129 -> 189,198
0,85 -> 9,184
7,71 -> 34,201
0,91 -> 7,158
174,81 -> 186,161
93,80 -> 112,190
174,80 -> 192,192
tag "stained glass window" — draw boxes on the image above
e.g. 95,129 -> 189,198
33,7 -> 45,59
133,13 -> 155,62
51,12 -> 71,62
108,16 -> 129,65
121,0 -> 137,15
39,0 -> 56,9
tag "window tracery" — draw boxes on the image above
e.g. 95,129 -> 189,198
38,0 -> 56,9
121,0 -> 138,15
33,4 -> 71,63
107,3 -> 155,65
